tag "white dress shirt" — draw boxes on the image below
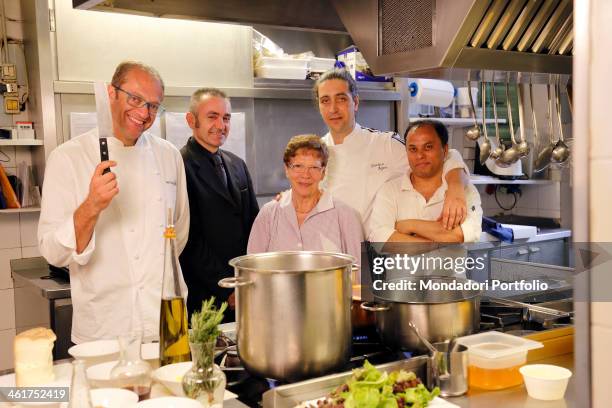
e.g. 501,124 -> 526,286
321,124 -> 468,229
368,171 -> 483,243
38,129 -> 189,343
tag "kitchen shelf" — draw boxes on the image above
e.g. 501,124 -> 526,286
54,80 -> 401,101
0,139 -> 43,146
470,176 -> 557,185
409,117 -> 506,126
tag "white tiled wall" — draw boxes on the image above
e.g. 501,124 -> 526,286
0,329 -> 16,372
588,1 -> 612,407
475,183 -> 561,219
0,170 -> 40,371
0,289 -> 15,331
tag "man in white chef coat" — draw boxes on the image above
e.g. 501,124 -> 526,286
313,69 -> 470,234
38,61 -> 189,344
368,120 -> 482,245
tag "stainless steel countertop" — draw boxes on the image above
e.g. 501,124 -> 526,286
445,353 -> 574,408
471,228 -> 572,251
10,257 -> 71,300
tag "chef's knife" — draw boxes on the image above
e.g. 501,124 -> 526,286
94,81 -> 113,175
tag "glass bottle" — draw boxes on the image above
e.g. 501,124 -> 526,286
68,360 -> 93,408
182,340 -> 226,407
109,330 -> 152,401
159,208 -> 191,366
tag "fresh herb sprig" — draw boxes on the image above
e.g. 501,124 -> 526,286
189,297 -> 228,344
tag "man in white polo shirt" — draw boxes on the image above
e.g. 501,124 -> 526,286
313,69 -> 470,233
368,120 -> 482,245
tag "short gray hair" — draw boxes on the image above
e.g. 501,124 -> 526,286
189,88 -> 229,115
313,69 -> 358,101
111,61 -> 164,92
283,134 -> 329,167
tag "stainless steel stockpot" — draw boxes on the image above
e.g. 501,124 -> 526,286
219,251 -> 355,382
361,276 -> 481,352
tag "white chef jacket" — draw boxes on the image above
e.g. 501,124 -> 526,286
38,128 -> 190,343
321,124 -> 468,229
368,171 -> 483,243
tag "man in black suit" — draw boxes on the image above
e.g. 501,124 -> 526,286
180,88 -> 259,320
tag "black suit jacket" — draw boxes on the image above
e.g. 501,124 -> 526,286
179,137 -> 259,318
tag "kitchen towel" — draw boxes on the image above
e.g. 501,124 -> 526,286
482,216 -> 514,242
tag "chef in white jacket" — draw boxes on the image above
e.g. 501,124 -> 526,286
38,61 -> 189,344
313,69 -> 470,234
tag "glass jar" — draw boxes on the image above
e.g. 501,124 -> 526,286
182,341 -> 226,407
110,330 -> 152,401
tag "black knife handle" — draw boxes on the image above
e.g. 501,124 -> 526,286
99,137 -> 111,175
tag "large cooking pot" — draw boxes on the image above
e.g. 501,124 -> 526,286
361,276 -> 480,352
219,251 -> 354,382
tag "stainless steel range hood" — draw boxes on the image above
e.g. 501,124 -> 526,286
74,0 -> 572,80
73,0 -> 347,33
332,0 -> 572,79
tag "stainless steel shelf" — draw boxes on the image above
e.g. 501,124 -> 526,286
0,139 -> 43,146
470,175 -> 557,185
409,117 -> 507,126
54,80 -> 401,101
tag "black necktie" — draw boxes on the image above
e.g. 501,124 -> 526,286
213,153 -> 228,190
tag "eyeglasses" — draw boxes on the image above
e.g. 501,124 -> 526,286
287,163 -> 325,174
112,85 -> 165,115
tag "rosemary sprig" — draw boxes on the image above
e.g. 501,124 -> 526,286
189,297 -> 228,344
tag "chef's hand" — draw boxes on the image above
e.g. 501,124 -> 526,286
86,161 -> 118,214
228,292 -> 236,309
440,186 -> 467,230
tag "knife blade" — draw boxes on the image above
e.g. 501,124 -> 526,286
94,81 -> 113,174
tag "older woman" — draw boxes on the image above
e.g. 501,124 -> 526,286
247,134 -> 363,265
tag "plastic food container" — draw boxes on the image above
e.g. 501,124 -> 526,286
309,57 -> 335,72
520,364 -> 572,400
259,56 -> 309,69
456,331 -> 543,390
255,65 -> 307,80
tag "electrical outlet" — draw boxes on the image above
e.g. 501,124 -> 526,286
4,96 -> 19,114
4,83 -> 16,93
1,64 -> 16,81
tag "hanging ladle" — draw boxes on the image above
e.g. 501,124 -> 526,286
465,80 -> 481,141
551,81 -> 571,164
516,83 -> 530,157
534,83 -> 556,172
489,83 -> 505,160
479,81 -> 492,164
496,82 -> 521,167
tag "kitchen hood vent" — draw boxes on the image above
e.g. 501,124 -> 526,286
333,0 -> 572,79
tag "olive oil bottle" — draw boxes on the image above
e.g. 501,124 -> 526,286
159,209 -> 190,366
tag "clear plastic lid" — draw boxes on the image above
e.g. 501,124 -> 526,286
456,331 -> 543,359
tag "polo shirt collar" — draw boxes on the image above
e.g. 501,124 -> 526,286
281,189 -> 335,215
400,168 -> 449,204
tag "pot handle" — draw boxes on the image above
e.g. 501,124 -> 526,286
218,276 -> 253,288
360,301 -> 391,312
351,263 -> 360,272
